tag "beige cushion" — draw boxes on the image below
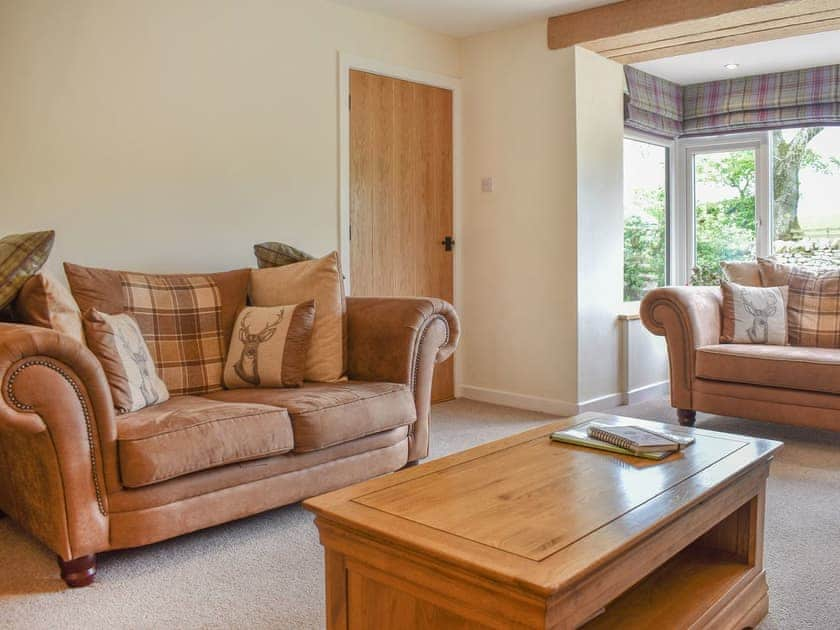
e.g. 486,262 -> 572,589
0,230 -> 54,310
720,281 -> 787,345
756,257 -> 790,287
13,271 -> 85,344
83,309 -> 169,413
65,263 -> 250,395
697,344 -> 840,396
204,381 -> 415,453
117,396 -> 293,487
719,260 -> 762,286
757,257 -> 840,347
249,252 -> 346,382
224,302 -> 315,389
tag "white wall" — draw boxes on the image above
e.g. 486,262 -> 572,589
459,31 -> 656,412
459,22 -> 579,412
573,48 -> 626,406
0,0 -> 461,278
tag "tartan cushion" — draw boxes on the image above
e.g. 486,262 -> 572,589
253,242 -> 314,269
0,230 -> 55,309
121,273 -> 226,396
65,264 -> 250,396
757,258 -> 840,347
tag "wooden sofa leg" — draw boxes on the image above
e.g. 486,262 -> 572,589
677,409 -> 696,427
58,554 -> 96,588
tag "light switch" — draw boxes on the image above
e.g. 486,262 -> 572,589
481,177 -> 494,193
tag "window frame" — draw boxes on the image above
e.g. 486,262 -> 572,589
622,129 -> 676,305
675,132 -> 772,285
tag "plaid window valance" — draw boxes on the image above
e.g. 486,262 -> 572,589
625,64 -> 840,138
624,66 -> 683,138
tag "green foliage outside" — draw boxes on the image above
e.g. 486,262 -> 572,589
624,128 -> 838,299
623,188 -> 666,301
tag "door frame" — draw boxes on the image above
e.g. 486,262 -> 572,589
338,52 -> 463,392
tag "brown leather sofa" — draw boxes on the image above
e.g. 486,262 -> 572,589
0,296 -> 458,587
641,285 -> 840,430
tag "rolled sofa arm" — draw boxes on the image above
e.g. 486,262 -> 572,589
346,297 -> 460,462
640,286 -> 722,410
0,323 -> 118,561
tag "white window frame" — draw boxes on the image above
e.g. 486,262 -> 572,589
675,132 -> 772,285
623,129 -> 676,305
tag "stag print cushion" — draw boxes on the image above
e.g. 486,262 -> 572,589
249,252 -> 346,382
721,282 -> 788,345
83,309 -> 169,413
223,302 -> 316,389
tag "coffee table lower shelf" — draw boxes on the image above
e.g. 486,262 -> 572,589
582,545 -> 767,629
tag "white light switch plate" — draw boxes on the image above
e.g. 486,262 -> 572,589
481,177 -> 494,193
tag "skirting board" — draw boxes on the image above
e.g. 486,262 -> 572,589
457,385 -> 579,416
458,380 -> 670,416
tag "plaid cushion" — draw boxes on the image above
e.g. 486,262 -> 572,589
121,273 -> 225,396
253,242 -> 314,269
0,231 -> 55,309
785,267 -> 840,348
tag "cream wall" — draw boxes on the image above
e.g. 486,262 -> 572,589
573,48 -> 626,406
459,22 -> 579,410
459,28 -> 654,412
0,0 -> 461,278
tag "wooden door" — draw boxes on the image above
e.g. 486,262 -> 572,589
349,70 -> 454,402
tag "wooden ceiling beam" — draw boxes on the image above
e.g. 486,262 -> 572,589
547,0 -> 840,64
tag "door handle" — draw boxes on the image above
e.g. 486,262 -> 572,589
441,236 -> 455,252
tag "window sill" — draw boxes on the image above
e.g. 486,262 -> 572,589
618,301 -> 641,321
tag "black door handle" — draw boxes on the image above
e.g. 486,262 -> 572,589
441,236 -> 455,251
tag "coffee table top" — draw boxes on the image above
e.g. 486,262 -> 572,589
304,412 -> 782,596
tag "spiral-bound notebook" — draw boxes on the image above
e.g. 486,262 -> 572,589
587,423 -> 693,456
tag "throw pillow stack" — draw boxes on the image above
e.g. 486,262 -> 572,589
720,257 -> 840,348
3,232 -> 347,415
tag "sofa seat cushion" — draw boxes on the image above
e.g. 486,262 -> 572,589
117,396 -> 294,488
204,381 -> 416,453
696,344 -> 840,395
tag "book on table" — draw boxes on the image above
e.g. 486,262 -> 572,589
550,418 -> 695,459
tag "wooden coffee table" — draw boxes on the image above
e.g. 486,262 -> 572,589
304,412 -> 782,629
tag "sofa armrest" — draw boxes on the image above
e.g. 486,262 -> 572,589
346,297 -> 460,462
0,323 -> 117,560
640,286 -> 722,409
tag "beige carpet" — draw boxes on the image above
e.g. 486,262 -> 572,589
1,398 -> 839,629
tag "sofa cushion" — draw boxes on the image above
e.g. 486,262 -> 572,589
757,257 -> 840,348
696,344 -> 840,395
720,260 -> 762,287
65,263 -> 250,396
84,309 -> 170,413
204,381 -> 415,453
223,302 -> 315,389
117,396 -> 293,488
249,252 -> 346,382
14,271 -> 85,344
0,230 -> 54,310
720,282 -> 788,345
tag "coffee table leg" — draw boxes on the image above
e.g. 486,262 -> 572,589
325,550 -> 348,630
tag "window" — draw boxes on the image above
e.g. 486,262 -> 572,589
625,127 -> 840,292
691,149 -> 757,283
772,127 -> 840,271
623,136 -> 670,302
677,133 -> 771,285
